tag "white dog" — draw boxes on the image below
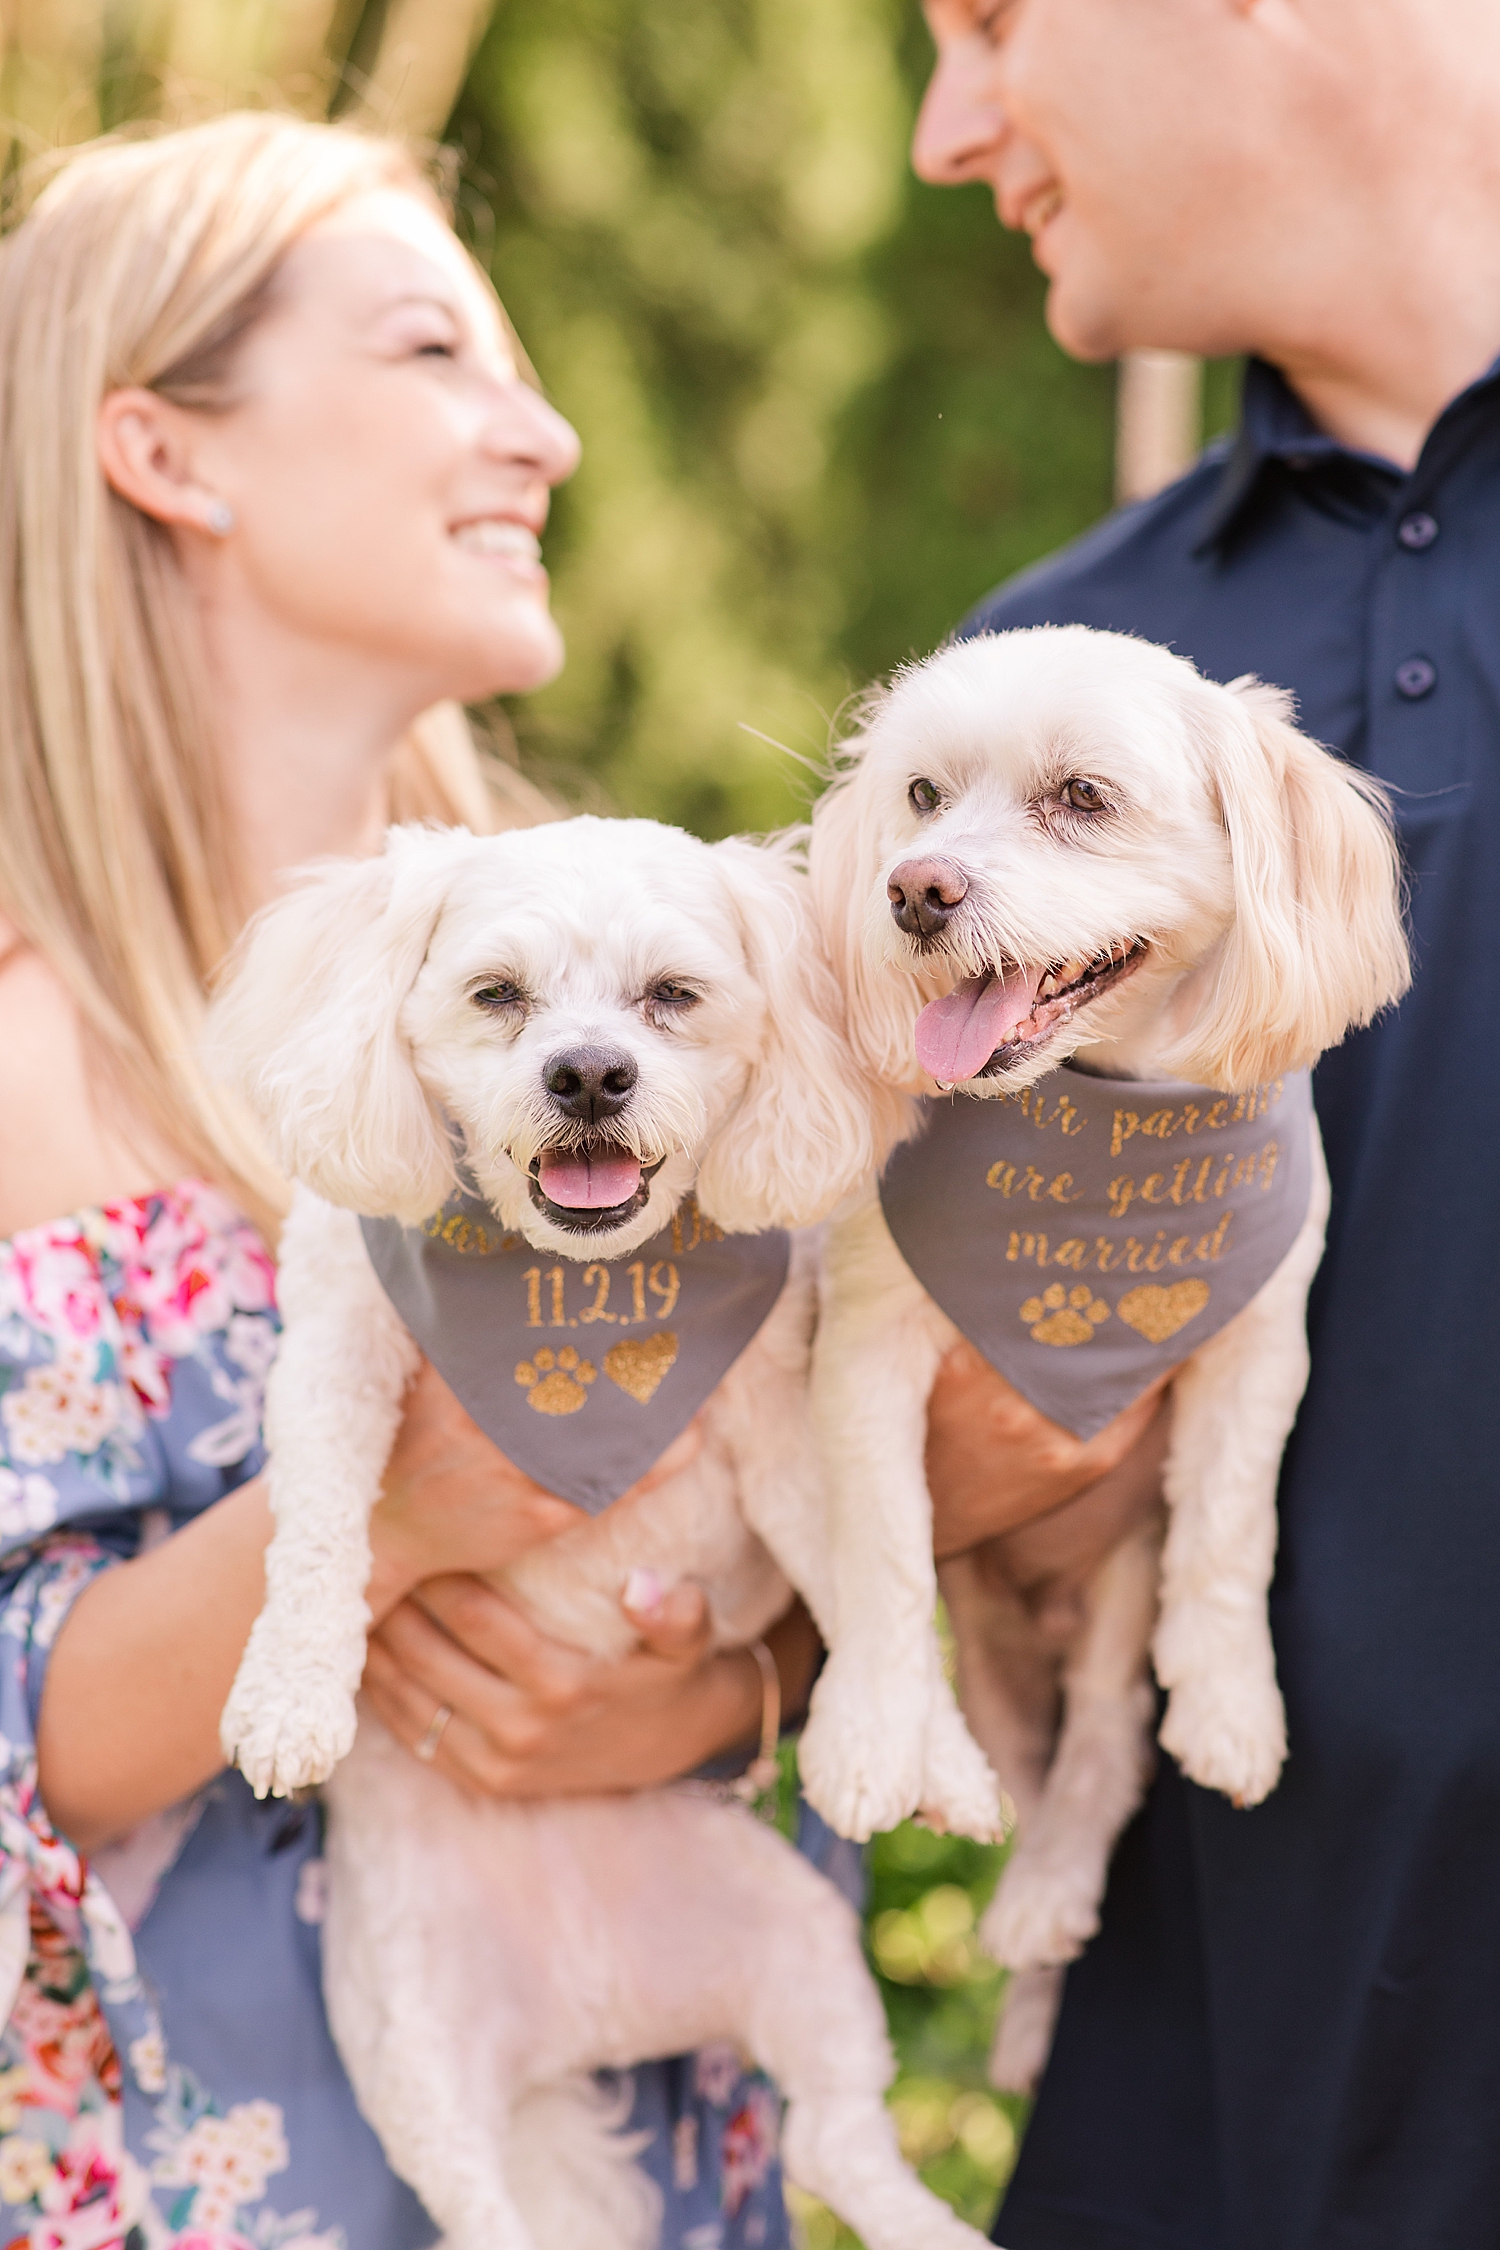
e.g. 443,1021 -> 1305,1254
207,814 -> 980,2250
798,626 -> 1409,2088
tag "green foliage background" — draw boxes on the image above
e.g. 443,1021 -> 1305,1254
451,0 -> 1124,836
1,2 -> 1243,2235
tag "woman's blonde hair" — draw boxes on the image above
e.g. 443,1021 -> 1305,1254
0,111 -> 551,1233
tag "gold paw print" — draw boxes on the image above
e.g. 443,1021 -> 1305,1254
515,1345 -> 597,1415
1020,1282 -> 1111,1347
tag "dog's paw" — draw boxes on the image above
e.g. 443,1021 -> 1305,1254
798,1658 -> 928,1842
1158,1666 -> 1286,1806
220,1660 -> 356,1799
980,1846 -> 1102,1971
918,1695 -> 1007,1842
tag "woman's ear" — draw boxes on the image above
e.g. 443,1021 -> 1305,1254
694,835 -> 904,1232
1174,678 -> 1411,1089
205,825 -> 460,1220
806,735 -> 928,1089
97,387 -> 229,538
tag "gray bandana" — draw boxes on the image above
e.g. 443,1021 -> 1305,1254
359,1189 -> 790,1515
880,1069 -> 1314,1440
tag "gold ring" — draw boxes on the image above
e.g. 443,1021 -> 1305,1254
414,1703 -> 453,1764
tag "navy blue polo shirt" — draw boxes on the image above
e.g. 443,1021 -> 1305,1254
967,357 -> 1500,2250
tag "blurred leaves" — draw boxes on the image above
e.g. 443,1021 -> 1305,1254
791,1810 -> 1025,2247
452,0 -> 1118,834
0,3 -> 1229,845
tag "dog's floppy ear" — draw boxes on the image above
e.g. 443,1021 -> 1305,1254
1174,679 -> 1410,1089
205,825 -> 460,1221
694,833 -> 900,1231
806,732 -> 927,1089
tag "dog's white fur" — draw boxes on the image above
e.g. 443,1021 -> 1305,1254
801,627 -> 1409,2087
208,816 -> 979,2250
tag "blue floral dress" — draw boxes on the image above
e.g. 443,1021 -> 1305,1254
0,1183 -> 795,2250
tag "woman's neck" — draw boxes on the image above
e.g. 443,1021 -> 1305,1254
194,582 -> 437,913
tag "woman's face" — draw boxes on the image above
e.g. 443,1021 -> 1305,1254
187,188 -> 580,705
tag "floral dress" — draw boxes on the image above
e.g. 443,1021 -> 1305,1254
0,1184 -> 801,2250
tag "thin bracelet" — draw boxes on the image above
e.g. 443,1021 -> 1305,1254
676,1638 -> 782,1818
729,1638 -> 782,1807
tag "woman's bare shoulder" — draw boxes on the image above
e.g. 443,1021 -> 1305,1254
0,935 -> 184,1235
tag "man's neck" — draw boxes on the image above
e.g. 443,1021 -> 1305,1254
1258,13 -> 1500,471
1274,319 -> 1500,473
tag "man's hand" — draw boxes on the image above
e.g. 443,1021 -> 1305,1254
926,1338 -> 1172,1615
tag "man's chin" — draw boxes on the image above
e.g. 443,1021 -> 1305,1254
1042,275 -> 1129,366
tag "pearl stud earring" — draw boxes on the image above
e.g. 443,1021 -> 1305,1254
205,500 -> 235,536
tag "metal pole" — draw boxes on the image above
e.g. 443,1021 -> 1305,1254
355,0 -> 494,136
1115,350 -> 1203,504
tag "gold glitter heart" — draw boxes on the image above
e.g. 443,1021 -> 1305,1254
1115,1279 -> 1211,1344
603,1330 -> 679,1404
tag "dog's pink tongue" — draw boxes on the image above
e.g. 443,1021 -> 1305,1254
538,1150 -> 643,1209
915,968 -> 1038,1083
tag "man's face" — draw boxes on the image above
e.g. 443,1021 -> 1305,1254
913,0 -> 1292,363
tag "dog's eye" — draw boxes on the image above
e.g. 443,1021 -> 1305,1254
648,979 -> 701,1012
1061,778 -> 1109,814
472,980 -> 525,1012
908,777 -> 942,814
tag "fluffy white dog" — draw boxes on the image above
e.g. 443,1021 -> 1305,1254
799,626 -> 1409,2088
207,815 -> 976,2250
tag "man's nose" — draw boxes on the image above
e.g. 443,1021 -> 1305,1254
911,43 -> 1007,186
544,1046 -> 638,1125
887,857 -> 970,940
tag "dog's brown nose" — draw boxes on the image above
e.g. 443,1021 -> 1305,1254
887,856 -> 969,941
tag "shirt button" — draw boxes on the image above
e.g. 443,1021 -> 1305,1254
1394,655 -> 1438,700
1397,510 -> 1439,550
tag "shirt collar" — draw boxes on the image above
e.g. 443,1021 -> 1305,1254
1196,352 -> 1500,554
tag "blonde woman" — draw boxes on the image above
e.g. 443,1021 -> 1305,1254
0,115 -> 820,2247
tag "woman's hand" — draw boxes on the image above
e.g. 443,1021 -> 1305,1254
364,1577 -> 822,1799
367,1358 -> 706,1620
365,1357 -> 592,1622
364,1364 -> 814,1797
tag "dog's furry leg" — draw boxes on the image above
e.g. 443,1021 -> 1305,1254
980,1520 -> 1160,1975
1154,1119 -> 1331,1805
220,1192 -> 417,1796
938,1551 -> 1059,1832
989,1964 -> 1065,2097
323,1729 -> 569,2250
941,1549 -> 1122,2095
800,1193 -> 1002,1844
505,2080 -> 662,2250
736,1845 -> 990,2250
722,1238 -> 837,1635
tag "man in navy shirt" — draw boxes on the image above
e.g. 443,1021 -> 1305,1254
910,2 -> 1500,2244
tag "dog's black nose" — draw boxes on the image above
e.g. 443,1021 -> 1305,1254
887,856 -> 969,940
544,1046 -> 639,1124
